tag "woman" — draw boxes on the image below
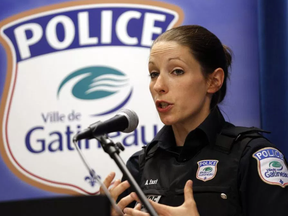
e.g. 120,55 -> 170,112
100,25 -> 288,216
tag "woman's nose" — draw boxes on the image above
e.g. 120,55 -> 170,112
153,74 -> 168,94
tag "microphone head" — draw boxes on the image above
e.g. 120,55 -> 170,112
119,109 -> 139,133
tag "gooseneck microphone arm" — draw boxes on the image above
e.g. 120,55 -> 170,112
96,135 -> 158,216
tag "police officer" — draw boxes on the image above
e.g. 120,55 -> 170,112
100,25 -> 288,216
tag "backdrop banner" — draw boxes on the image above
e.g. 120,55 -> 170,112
0,0 -> 268,201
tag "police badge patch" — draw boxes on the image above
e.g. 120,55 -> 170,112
196,160 -> 218,182
253,147 -> 288,188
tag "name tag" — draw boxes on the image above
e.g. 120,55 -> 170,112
147,195 -> 161,202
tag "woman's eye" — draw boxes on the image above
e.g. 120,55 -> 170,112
149,72 -> 159,79
172,69 -> 184,75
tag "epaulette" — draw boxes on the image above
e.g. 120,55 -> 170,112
215,125 -> 270,153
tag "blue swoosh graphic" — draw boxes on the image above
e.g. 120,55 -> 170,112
57,66 -> 127,100
277,166 -> 284,171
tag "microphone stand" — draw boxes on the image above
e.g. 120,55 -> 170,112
72,137 -> 123,215
96,135 -> 158,216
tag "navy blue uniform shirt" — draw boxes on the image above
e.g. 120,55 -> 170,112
120,107 -> 288,216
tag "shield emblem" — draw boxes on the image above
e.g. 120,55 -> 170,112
253,147 -> 288,188
0,1 -> 183,194
196,160 -> 219,182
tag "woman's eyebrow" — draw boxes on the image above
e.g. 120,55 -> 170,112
168,57 -> 186,64
168,57 -> 180,61
148,57 -> 186,65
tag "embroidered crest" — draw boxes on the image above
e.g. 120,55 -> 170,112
196,160 -> 218,182
253,147 -> 288,188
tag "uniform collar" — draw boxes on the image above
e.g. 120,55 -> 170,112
149,107 -> 226,158
150,124 -> 175,150
195,106 -> 226,146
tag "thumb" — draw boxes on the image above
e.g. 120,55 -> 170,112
183,180 -> 194,204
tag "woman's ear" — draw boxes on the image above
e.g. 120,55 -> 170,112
207,68 -> 225,94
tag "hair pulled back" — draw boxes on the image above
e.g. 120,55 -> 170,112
152,25 -> 232,109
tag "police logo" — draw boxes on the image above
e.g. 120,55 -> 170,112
57,66 -> 132,116
0,1 -> 183,195
196,160 -> 218,182
253,147 -> 288,188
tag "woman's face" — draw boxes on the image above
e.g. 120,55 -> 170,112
148,41 -> 212,129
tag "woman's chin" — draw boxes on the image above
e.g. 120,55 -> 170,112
160,117 -> 176,126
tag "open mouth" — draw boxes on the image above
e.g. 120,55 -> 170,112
158,102 -> 169,108
156,101 -> 172,109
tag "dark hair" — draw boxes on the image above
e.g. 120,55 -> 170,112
152,25 -> 232,109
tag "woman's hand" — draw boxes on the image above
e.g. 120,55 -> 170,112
123,180 -> 200,216
100,172 -> 133,216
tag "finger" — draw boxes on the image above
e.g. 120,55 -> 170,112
134,203 -> 142,210
117,193 -> 136,210
110,180 -> 130,198
123,207 -> 149,216
130,192 -> 141,202
108,179 -> 121,200
183,180 -> 193,201
183,180 -> 197,207
100,172 -> 115,194
110,179 -> 121,190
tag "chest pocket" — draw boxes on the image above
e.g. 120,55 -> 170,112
169,186 -> 238,216
193,186 -> 240,216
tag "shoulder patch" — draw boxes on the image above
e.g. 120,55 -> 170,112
196,160 -> 218,182
253,147 -> 288,188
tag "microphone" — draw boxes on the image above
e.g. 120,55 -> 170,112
74,109 -> 139,141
